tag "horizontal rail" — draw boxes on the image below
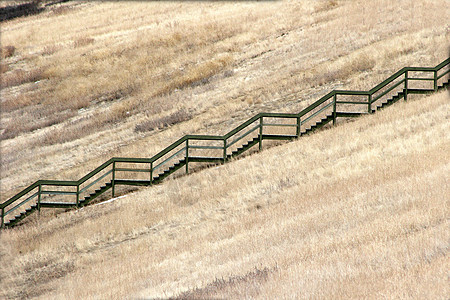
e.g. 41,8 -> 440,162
335,101 -> 368,105
153,147 -> 186,171
260,112 -> 298,118
114,179 -> 151,186
407,77 -> 434,81
335,90 -> 370,96
41,191 -> 77,195
113,157 -> 152,163
407,88 -> 435,94
188,157 -> 224,163
188,145 -> 224,150
262,134 -> 297,140
227,123 -> 260,148
336,112 -> 366,118
406,67 -> 435,72
262,123 -> 298,127
371,79 -> 405,103
40,202 -> 77,208
115,168 -> 150,173
186,135 -> 223,141
79,169 -> 113,193
40,180 -> 78,186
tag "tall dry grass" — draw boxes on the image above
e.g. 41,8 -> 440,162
0,1 -> 449,296
1,0 -> 448,202
0,90 -> 448,298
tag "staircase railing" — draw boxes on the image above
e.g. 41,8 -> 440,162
1,58 -> 449,228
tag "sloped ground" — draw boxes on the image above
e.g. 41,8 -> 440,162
0,0 -> 449,298
0,91 -> 448,298
1,0 -> 448,200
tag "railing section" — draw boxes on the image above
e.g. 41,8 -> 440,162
1,58 -> 449,228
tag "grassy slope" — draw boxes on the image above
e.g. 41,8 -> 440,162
1,0 -> 448,198
0,90 -> 448,299
0,0 -> 449,298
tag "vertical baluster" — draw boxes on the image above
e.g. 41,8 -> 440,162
76,185 -> 79,208
1,207 -> 4,228
259,117 -> 263,151
404,70 -> 408,101
223,139 -> 227,163
112,161 -> 116,198
150,161 -> 153,186
333,94 -> 337,125
434,70 -> 437,91
38,184 -> 41,217
185,139 -> 189,174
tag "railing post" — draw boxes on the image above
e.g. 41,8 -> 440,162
404,70 -> 408,101
112,161 -> 116,198
368,94 -> 372,114
150,161 -> 153,186
296,116 -> 301,137
333,94 -> 337,125
76,185 -> 79,208
434,70 -> 437,91
38,184 -> 41,216
259,116 -> 263,151
1,207 -> 4,229
185,139 -> 189,174
223,139 -> 227,163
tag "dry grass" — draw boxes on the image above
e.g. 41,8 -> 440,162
174,267 -> 273,299
0,68 -> 44,89
135,109 -> 192,133
1,45 -> 16,58
0,91 -> 448,299
0,0 -> 447,196
0,106 -> 74,141
0,63 -> 8,73
0,1 -> 447,193
314,0 -> 339,13
73,36 -> 94,48
0,1 -> 449,297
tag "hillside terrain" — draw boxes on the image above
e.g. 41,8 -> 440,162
0,0 -> 449,298
1,0 -> 448,199
1,90 -> 448,298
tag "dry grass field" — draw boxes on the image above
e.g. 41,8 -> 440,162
1,90 -> 448,299
0,0 -> 449,298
